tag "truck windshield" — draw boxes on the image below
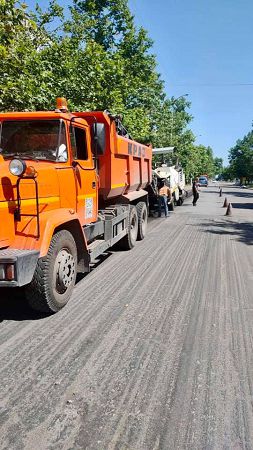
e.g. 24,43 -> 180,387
0,120 -> 67,162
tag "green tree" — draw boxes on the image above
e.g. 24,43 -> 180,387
1,0 -> 217,186
0,0 -> 64,111
228,131 -> 253,183
221,166 -> 234,181
181,144 -> 215,181
63,0 -> 166,142
213,157 -> 223,176
0,0 -> 191,147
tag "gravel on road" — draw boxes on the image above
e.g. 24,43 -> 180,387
1,184 -> 253,450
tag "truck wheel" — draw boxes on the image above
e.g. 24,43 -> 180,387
119,205 -> 138,250
26,230 -> 77,313
137,202 -> 148,240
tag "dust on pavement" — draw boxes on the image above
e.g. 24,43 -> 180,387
1,184 -> 253,449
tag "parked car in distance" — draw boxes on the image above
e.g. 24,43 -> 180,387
198,176 -> 208,187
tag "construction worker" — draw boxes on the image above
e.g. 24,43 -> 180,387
192,177 -> 199,206
158,179 -> 170,217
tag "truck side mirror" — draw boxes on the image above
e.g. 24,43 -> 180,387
92,123 -> 106,155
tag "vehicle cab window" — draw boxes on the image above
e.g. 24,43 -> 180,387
0,119 -> 67,162
71,127 -> 88,160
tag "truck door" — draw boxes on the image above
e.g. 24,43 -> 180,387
71,123 -> 97,225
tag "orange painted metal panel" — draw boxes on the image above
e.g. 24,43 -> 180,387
88,118 -> 152,201
9,209 -> 87,257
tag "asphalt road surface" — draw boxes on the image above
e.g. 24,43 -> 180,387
1,183 -> 253,450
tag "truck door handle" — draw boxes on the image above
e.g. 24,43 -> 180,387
92,181 -> 96,189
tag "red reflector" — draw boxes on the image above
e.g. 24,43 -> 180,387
6,264 -> 15,280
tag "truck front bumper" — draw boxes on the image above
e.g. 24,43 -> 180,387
0,249 -> 39,287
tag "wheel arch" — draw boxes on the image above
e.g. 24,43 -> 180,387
36,210 -> 89,273
53,220 -> 90,273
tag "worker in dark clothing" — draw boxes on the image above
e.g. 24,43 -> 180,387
192,177 -> 199,206
158,180 -> 170,217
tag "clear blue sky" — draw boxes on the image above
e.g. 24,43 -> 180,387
26,0 -> 253,164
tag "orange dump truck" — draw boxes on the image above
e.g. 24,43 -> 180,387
0,99 -> 152,312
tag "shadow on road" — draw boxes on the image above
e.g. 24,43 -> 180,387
201,220 -> 253,245
220,189 -> 253,199
76,252 -> 112,283
0,252 -> 113,322
232,203 -> 253,210
0,289 -> 49,322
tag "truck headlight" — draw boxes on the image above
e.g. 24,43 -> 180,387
9,158 -> 27,177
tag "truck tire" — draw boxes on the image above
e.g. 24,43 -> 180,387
119,205 -> 138,250
26,230 -> 77,313
137,202 -> 148,240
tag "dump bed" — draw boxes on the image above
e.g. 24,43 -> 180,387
76,112 -> 152,203
101,133 -> 152,201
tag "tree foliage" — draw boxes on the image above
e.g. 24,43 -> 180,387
228,130 -> 253,183
221,165 -> 234,181
0,0 -> 219,179
179,144 -> 215,181
213,157 -> 223,176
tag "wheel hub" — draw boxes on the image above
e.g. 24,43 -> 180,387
55,249 -> 75,293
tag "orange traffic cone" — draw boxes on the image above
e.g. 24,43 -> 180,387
223,197 -> 228,207
225,203 -> 232,216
